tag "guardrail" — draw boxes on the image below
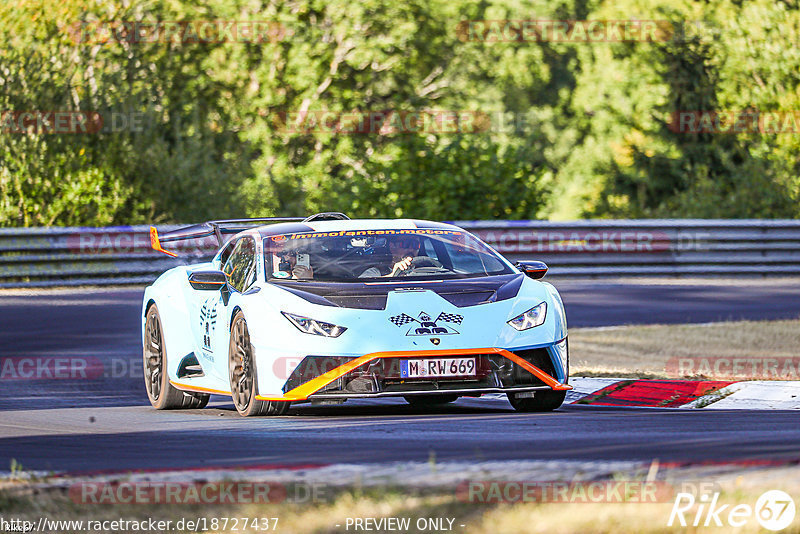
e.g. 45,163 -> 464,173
1,220 -> 799,288
456,219 -> 800,277
0,225 -> 202,289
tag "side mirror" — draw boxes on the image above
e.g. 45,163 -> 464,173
188,270 -> 228,290
515,261 -> 548,280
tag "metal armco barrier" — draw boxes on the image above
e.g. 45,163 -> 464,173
0,225 -> 214,289
455,219 -> 800,277
1,220 -> 799,288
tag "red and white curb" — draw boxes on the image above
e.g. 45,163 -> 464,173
568,378 -> 800,409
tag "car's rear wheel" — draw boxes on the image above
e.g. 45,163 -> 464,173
228,311 -> 290,417
143,304 -> 209,409
507,390 -> 566,412
403,394 -> 459,407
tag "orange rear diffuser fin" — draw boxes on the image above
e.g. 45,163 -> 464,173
150,226 -> 177,257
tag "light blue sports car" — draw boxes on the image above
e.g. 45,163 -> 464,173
143,213 -> 570,416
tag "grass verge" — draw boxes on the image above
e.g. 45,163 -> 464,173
2,467 -> 799,534
569,319 -> 800,378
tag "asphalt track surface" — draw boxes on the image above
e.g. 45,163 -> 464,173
1,280 -> 799,473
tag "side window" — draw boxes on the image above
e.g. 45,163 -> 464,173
421,238 -> 439,260
222,237 -> 257,292
215,239 -> 236,268
450,249 -> 504,273
425,237 -> 453,269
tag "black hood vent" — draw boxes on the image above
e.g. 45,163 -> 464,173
272,273 -> 525,310
438,290 -> 495,307
325,294 -> 388,310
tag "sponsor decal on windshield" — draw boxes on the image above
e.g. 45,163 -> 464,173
271,229 -> 462,241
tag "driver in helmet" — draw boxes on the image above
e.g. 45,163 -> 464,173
359,235 -> 422,278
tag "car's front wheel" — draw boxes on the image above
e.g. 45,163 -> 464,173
507,390 -> 566,412
228,311 -> 290,417
143,304 -> 209,410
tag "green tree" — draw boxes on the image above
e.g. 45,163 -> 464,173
0,0 -> 251,226
584,0 -> 800,218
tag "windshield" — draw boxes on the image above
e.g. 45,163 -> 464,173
263,229 -> 513,282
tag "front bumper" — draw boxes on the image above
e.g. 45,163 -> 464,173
255,347 -> 571,402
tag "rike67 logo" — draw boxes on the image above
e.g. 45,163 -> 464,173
669,490 -> 796,531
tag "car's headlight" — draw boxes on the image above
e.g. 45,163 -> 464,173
507,302 -> 547,331
281,312 -> 347,337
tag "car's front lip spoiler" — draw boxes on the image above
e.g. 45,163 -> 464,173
254,347 -> 572,402
305,385 -> 556,401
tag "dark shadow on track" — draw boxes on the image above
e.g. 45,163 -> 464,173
2,403 -> 800,473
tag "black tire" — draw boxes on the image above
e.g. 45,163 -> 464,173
143,304 -> 209,410
228,311 -> 290,417
507,390 -> 566,412
403,394 -> 459,407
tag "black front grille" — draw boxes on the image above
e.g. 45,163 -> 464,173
287,350 -> 556,396
513,348 -> 556,385
283,356 -> 354,393
488,348 -> 555,387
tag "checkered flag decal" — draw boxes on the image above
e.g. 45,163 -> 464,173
389,313 -> 416,327
436,312 -> 464,325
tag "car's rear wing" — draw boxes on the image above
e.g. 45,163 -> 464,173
149,218 -> 304,257
149,213 -> 350,256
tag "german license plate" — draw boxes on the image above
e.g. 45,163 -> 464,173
400,357 -> 476,378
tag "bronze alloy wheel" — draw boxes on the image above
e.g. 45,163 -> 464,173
143,304 -> 208,409
228,311 -> 289,416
